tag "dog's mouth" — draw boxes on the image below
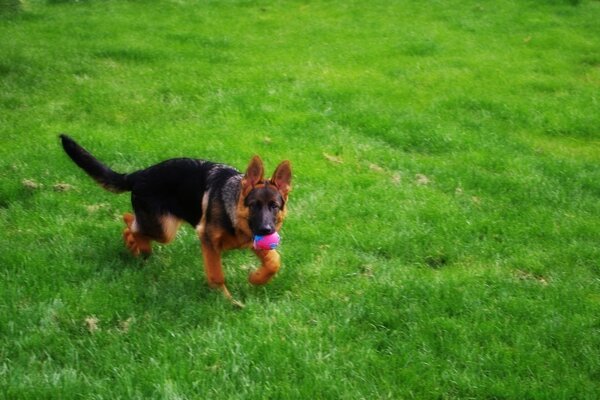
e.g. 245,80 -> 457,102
252,227 -> 276,237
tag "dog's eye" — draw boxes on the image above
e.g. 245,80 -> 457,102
269,202 -> 280,211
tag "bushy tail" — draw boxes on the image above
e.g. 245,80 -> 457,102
59,134 -> 131,193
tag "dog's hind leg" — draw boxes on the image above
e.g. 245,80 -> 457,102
123,212 -> 181,257
123,213 -> 153,256
123,194 -> 182,257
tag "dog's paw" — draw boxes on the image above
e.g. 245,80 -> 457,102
123,227 -> 140,256
230,298 -> 246,309
123,226 -> 151,257
248,268 -> 275,286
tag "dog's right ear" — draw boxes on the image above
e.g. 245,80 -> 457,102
242,155 -> 264,195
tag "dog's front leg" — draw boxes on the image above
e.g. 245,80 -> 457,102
249,249 -> 281,285
200,241 -> 240,306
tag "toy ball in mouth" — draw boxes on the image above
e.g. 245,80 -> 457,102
253,232 -> 281,250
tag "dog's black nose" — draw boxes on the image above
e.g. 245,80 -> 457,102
257,226 -> 274,236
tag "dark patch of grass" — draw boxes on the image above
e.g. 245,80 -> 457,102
94,48 -> 163,64
401,39 -> 440,57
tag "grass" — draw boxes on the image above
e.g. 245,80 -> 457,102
1,0 -> 600,398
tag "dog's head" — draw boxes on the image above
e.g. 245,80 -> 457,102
239,155 -> 292,237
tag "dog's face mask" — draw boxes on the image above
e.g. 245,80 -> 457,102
245,183 -> 284,236
241,156 -> 292,237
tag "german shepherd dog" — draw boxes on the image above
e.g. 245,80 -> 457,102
59,135 -> 291,304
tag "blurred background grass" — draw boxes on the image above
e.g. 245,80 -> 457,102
1,0 -> 599,398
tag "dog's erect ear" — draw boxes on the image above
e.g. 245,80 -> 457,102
271,160 -> 292,199
242,155 -> 264,194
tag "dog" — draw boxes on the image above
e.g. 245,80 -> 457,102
59,134 -> 291,304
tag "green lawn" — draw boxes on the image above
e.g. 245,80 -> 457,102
2,0 -> 600,398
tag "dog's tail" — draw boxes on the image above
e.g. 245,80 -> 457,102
59,134 -> 132,193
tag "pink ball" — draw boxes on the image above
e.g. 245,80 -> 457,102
253,232 -> 281,250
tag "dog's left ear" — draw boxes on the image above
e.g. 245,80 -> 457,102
271,160 -> 292,200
